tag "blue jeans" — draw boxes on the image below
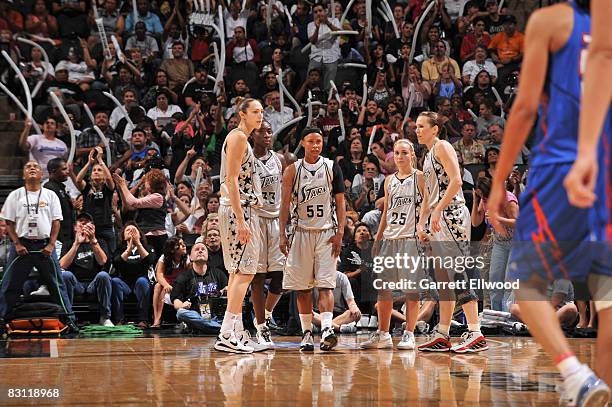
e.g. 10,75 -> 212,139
0,241 -> 74,320
96,226 -> 116,255
111,277 -> 151,322
176,309 -> 221,334
489,240 -> 512,312
63,271 -> 113,319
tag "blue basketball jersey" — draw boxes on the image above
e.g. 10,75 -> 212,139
530,1 -> 611,167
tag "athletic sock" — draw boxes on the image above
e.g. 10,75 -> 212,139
438,324 -> 450,336
220,311 -> 240,334
234,316 -> 245,332
468,323 -> 480,332
265,309 -> 273,320
256,322 -> 267,334
299,313 -> 313,333
321,312 -> 333,331
557,355 -> 582,380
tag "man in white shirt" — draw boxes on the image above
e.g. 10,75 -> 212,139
307,3 -> 341,91
109,89 -> 137,130
0,161 -> 76,331
223,0 -> 250,40
263,91 -> 295,135
462,46 -> 498,85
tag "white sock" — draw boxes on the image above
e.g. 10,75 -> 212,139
299,314 -> 313,332
380,330 -> 391,338
557,356 -> 582,380
403,330 -> 415,338
221,311 -> 240,334
256,322 -> 267,333
265,309 -> 273,320
321,312 -> 333,331
468,323 -> 480,332
235,316 -> 244,332
438,324 -> 450,336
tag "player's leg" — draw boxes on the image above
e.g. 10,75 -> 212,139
596,307 -> 612,387
397,296 -> 419,350
251,272 -> 274,349
361,290 -> 393,349
264,271 -> 283,327
315,230 -> 339,351
418,265 -> 454,352
556,303 -> 579,327
263,217 -> 286,327
297,289 -> 315,351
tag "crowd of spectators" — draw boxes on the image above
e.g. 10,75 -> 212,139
1,0 -> 587,333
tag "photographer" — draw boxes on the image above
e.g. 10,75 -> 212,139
170,240 -> 227,334
129,147 -> 170,188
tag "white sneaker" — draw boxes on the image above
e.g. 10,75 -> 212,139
562,365 -> 610,407
214,331 -> 254,354
255,325 -> 274,349
368,316 -> 379,329
360,331 -> 393,349
237,330 -> 268,352
99,318 -> 114,327
340,322 -> 357,334
320,327 -> 338,351
397,331 -> 416,350
30,285 -> 50,296
450,331 -> 488,353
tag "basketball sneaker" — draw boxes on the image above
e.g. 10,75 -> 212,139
360,331 -> 393,349
417,330 -> 452,352
236,330 -> 269,352
256,325 -> 274,349
450,331 -> 488,353
320,327 -> 338,351
397,331 -> 416,350
300,330 -> 314,352
214,331 -> 254,353
562,364 -> 610,407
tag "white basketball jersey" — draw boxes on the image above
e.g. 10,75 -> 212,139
292,157 -> 336,231
219,135 -> 263,208
423,141 -> 465,210
255,150 -> 283,218
383,171 -> 422,240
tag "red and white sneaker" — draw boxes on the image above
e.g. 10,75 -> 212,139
451,331 -> 488,353
417,330 -> 452,352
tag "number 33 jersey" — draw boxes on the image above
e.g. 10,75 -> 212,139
255,151 -> 283,218
291,157 -> 345,231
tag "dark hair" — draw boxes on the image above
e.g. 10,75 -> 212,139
417,111 -> 448,139
461,120 -> 476,129
176,180 -> 194,197
300,126 -> 323,140
162,237 -> 187,275
171,40 -> 185,48
473,17 -> 487,26
352,222 -> 373,243
47,157 -> 66,174
476,176 -> 492,198
365,153 -> 382,173
131,127 -> 146,137
119,221 -> 148,248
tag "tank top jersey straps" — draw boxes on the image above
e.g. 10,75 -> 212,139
291,157 -> 337,231
531,1 -> 611,166
423,141 -> 465,210
255,150 -> 283,218
383,170 -> 422,240
219,132 -> 263,208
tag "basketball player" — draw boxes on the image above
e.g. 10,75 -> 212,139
362,139 -> 424,350
279,127 -> 346,352
416,111 -> 488,353
488,1 -> 611,404
565,0 -> 612,209
251,120 -> 286,348
214,98 -> 266,354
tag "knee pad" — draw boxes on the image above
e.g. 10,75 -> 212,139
267,271 -> 283,295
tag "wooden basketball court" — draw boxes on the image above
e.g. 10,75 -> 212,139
0,335 -> 596,405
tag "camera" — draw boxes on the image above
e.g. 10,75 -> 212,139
144,156 -> 165,173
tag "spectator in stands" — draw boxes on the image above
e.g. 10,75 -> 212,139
86,0 -> 124,47
19,118 -> 68,179
453,121 -> 485,165
204,227 -> 226,277
125,0 -> 163,35
125,22 -> 160,63
308,3 -> 342,92
114,169 -> 168,259
183,65 -> 215,109
147,91 -> 183,125
160,41 -> 194,90
78,111 -> 129,165
56,41 -> 97,91
44,158 -> 74,246
510,280 -> 578,328
421,25 -> 451,61
51,0 -> 88,39
421,40 -> 461,83
161,2 -> 187,60
263,91 -> 295,135
0,219 -> 8,270
75,147 -> 116,252
112,222 -> 154,327
339,136 -> 365,187
171,240 -> 227,333
290,1 -> 313,48
432,62 -> 462,99
261,47 -> 295,90
0,161 -> 76,331
476,100 -> 505,139
462,46 -> 498,86
313,270 -> 362,333
60,211 -> 112,325
483,0 -> 505,35
488,15 -> 524,83
401,62 -> 432,112
0,1 -> 24,34
339,222 -> 374,303
351,160 -> 382,214
460,17 -> 491,63
227,26 -> 261,90
483,146 -> 500,179
152,236 -> 189,328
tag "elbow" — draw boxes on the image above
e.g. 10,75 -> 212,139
510,100 -> 538,123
